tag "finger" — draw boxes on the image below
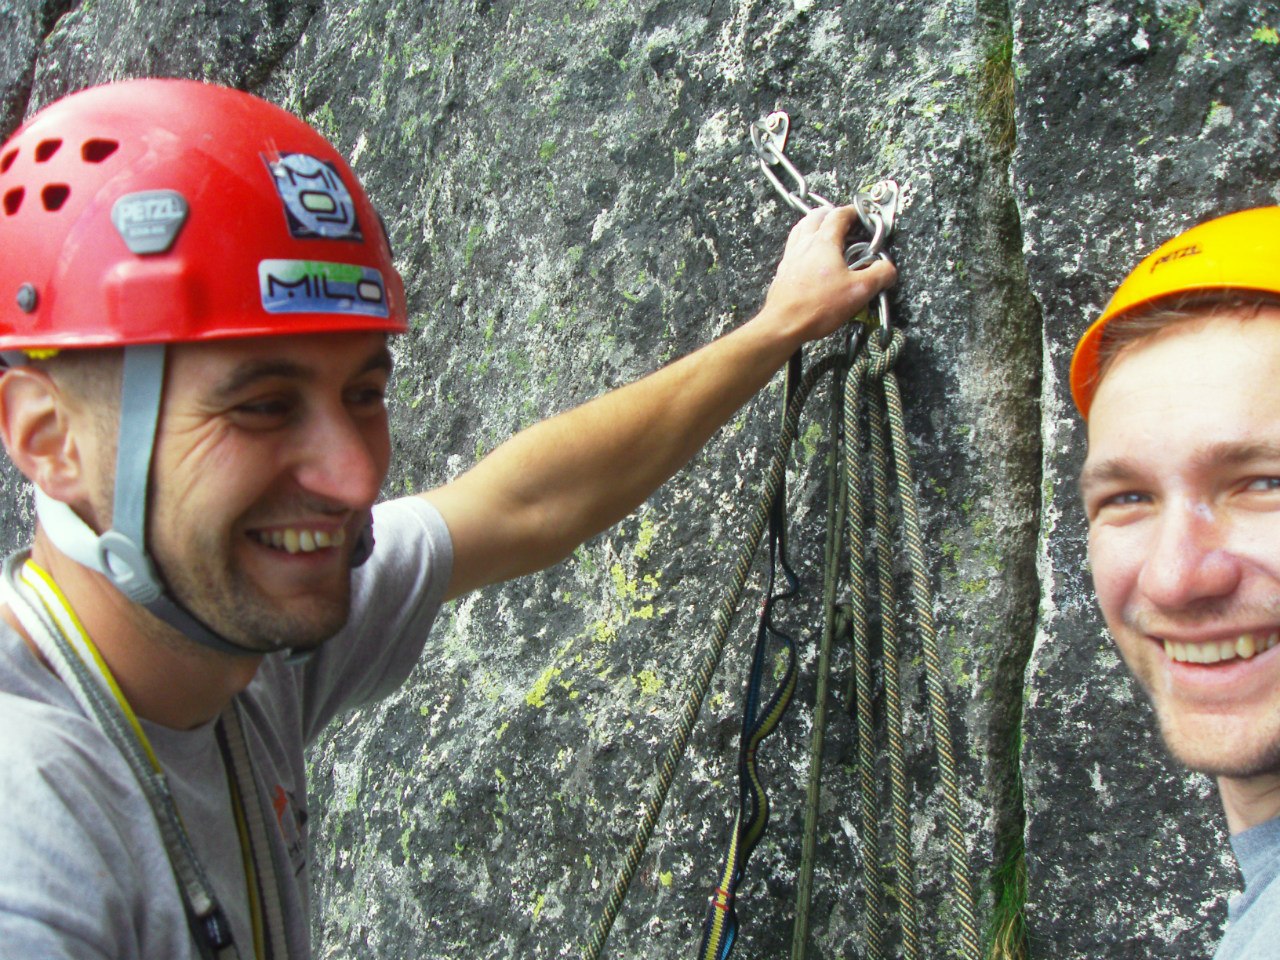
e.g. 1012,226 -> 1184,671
848,259 -> 897,305
784,205 -> 831,252
816,204 -> 861,244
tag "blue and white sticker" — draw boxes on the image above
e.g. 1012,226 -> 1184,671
259,260 -> 389,318
266,153 -> 362,241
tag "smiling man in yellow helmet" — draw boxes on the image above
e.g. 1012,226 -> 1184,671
1073,205 -> 1280,958
0,80 -> 895,958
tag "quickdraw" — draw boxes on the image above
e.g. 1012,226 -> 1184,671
583,112 -> 977,960
695,112 -> 900,960
693,349 -> 803,960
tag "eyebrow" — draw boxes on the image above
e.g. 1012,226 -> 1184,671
209,344 -> 394,402
1079,440 -> 1280,496
1077,458 -> 1138,496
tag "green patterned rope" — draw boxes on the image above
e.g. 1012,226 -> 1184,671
876,336 -> 982,960
581,350 -> 842,960
843,348 -> 885,960
867,333 -> 921,959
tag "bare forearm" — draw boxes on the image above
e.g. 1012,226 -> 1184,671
472,309 -> 797,556
425,206 -> 896,598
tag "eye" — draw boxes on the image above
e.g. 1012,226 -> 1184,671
1103,491 -> 1148,506
239,398 -> 289,415
345,374 -> 388,411
347,385 -> 386,406
230,393 -> 297,427
1244,477 -> 1280,492
1086,489 -> 1152,524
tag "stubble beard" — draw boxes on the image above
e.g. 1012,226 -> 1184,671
1148,691 -> 1280,781
172,569 -> 353,654
158,530 -> 356,654
1124,604 -> 1280,781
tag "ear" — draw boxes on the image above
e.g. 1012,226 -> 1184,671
0,367 -> 90,504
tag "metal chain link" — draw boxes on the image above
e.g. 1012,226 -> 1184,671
750,110 -> 898,344
751,110 -> 982,960
749,113 -> 898,250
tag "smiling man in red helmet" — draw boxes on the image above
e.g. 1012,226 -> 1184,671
0,80 -> 894,958
1073,205 -> 1280,959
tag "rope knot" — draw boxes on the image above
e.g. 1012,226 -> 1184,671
865,328 -> 905,379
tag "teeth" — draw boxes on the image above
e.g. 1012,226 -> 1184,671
1163,632 -> 1280,664
251,527 -> 344,554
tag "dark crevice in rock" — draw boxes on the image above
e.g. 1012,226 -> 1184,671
0,0 -> 79,139
19,0 -> 330,111
39,0 -> 78,39
971,0 -> 1041,955
0,75 -> 31,143
242,0 -> 323,94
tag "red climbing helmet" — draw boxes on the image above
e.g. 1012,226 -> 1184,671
0,78 -> 407,352
0,79 -> 406,660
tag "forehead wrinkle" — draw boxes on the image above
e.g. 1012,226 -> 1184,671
206,340 -> 393,402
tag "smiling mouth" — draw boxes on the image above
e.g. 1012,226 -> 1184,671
248,527 -> 348,555
1162,632 -> 1280,664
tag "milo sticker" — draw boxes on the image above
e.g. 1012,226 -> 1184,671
259,260 -> 389,318
266,153 -> 362,241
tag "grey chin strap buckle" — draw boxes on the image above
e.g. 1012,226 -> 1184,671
97,530 -> 164,604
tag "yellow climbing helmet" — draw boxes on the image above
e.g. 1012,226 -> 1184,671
1070,205 -> 1280,418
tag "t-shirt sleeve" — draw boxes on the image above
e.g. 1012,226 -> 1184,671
293,496 -> 454,742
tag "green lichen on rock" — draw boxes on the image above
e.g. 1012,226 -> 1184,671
2,0 -> 1275,958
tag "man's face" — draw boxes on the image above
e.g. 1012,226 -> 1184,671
1081,308 -> 1280,779
114,331 -> 394,653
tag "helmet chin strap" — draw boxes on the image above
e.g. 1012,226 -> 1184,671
33,343 -> 374,662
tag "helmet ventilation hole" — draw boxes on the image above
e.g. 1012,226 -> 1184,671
0,149 -> 16,174
41,184 -> 70,211
34,139 -> 62,162
81,139 -> 119,163
3,189 -> 22,215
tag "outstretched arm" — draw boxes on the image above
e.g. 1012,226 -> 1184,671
421,205 -> 895,601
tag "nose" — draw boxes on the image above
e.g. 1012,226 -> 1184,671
1137,498 -> 1241,611
292,403 -> 388,510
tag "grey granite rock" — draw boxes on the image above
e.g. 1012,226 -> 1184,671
2,0 -> 1276,957
258,2 -> 1034,956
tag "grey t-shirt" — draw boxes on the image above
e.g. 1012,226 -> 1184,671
1215,816 -> 1280,960
0,496 -> 452,959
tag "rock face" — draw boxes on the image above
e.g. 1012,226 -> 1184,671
1,1 -> 1277,958
1016,5 -> 1280,958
